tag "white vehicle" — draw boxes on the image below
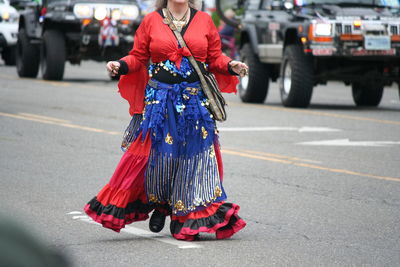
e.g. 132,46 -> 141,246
0,0 -> 18,65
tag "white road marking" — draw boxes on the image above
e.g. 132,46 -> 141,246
298,139 -> 400,147
67,211 -> 82,215
218,126 -> 341,132
68,212 -> 202,249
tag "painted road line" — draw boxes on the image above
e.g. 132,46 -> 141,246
19,113 -> 71,123
228,102 -> 400,126
3,111 -> 398,183
67,211 -> 83,215
222,149 -> 400,183
0,112 -> 121,135
218,126 -> 341,132
238,149 -> 322,164
67,212 -> 202,249
298,139 -> 400,147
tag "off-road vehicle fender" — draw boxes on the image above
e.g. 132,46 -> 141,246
18,12 -> 38,38
240,26 -> 259,56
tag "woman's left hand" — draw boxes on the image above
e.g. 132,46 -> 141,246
229,60 -> 249,77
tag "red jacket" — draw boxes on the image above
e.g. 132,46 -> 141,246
118,10 -> 238,115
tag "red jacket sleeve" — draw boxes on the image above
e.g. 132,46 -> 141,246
205,15 -> 238,94
118,15 -> 152,115
205,16 -> 231,75
120,16 -> 150,73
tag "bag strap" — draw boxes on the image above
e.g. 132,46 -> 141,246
162,8 -> 213,94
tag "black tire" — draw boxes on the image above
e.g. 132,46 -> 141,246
279,44 -> 314,107
2,46 -> 17,65
16,28 -> 40,78
41,30 -> 66,81
238,43 -> 269,103
352,82 -> 383,106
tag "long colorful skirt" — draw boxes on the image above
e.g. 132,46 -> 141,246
84,79 -> 246,241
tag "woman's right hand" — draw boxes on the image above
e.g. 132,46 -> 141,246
106,61 -> 121,76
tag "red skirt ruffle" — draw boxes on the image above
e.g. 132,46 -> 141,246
84,134 -> 154,232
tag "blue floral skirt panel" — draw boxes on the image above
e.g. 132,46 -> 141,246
135,78 -> 226,216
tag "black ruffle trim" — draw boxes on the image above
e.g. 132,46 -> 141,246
86,197 -> 154,220
170,203 -> 233,234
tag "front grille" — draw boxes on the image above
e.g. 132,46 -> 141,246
390,25 -> 398,35
344,25 -> 352,34
336,23 -> 342,34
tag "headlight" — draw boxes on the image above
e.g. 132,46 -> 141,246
2,12 -> 10,21
73,5 -> 93,18
122,6 -> 139,20
314,23 -> 332,36
111,9 -> 122,20
94,6 -> 108,21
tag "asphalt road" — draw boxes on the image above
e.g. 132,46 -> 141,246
1,61 -> 400,267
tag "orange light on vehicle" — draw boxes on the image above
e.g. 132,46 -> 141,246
308,24 -> 333,42
340,34 -> 363,41
313,37 -> 333,42
391,35 -> 400,42
300,37 -> 307,43
353,20 -> 362,27
82,19 -> 91,26
121,20 -> 130,25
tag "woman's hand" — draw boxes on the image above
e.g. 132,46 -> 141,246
229,60 -> 249,77
106,61 -> 121,76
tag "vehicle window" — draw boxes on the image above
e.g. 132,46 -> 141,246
247,0 -> 261,10
261,0 -> 271,9
261,0 -> 284,10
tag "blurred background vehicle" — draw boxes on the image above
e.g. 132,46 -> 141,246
13,0 -> 142,80
217,0 -> 400,107
0,0 -> 18,65
218,8 -> 238,59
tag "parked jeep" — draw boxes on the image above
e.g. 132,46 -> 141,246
0,0 -> 18,65
217,0 -> 400,107
15,0 -> 142,80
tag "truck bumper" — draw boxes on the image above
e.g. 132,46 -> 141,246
0,23 -> 18,47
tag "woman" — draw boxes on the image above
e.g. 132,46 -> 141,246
84,0 -> 248,241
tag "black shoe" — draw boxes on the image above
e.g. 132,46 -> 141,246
149,210 -> 166,233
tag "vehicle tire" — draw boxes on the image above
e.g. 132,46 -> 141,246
351,82 -> 383,106
2,46 -> 17,66
16,28 -> 40,78
279,44 -> 314,108
41,30 -> 66,81
238,43 -> 269,103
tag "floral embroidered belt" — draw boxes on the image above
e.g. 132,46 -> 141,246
147,79 -> 201,95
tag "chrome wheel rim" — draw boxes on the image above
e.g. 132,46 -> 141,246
283,61 -> 292,95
